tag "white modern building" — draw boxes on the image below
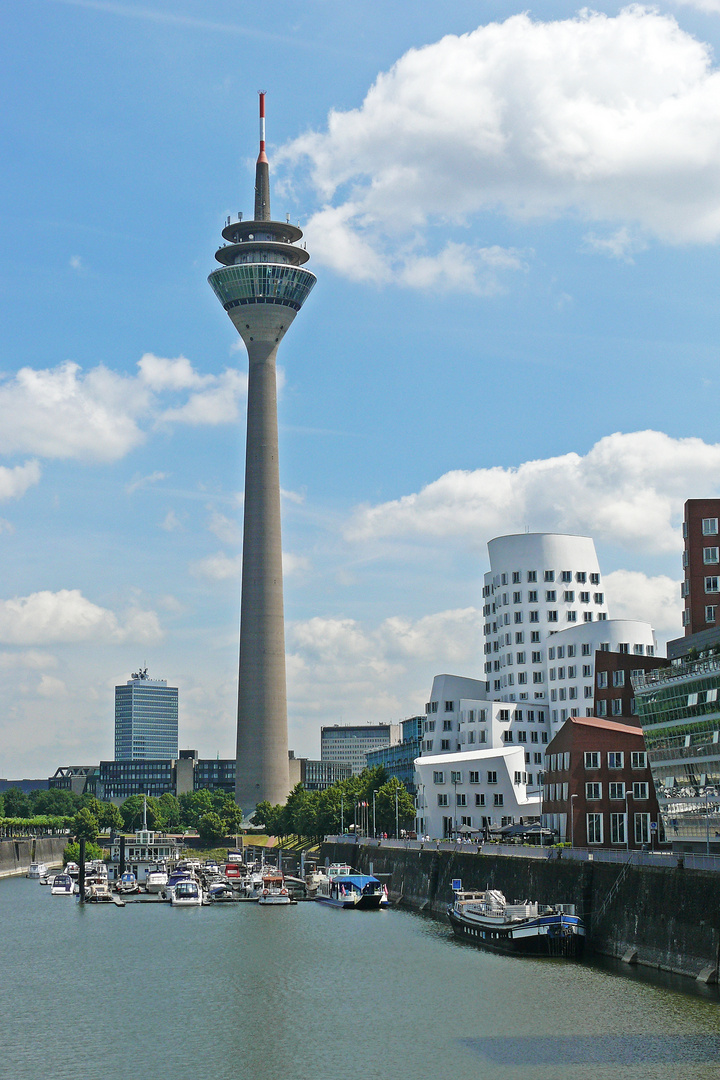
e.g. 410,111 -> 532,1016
415,746 -> 541,839
114,670 -> 178,761
321,723 -> 400,776
414,534 -> 658,837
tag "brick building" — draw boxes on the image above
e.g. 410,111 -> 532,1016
682,499 -> 720,637
542,716 -> 662,848
593,650 -> 670,721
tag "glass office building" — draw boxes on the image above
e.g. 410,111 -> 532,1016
633,655 -> 720,849
114,675 -> 178,761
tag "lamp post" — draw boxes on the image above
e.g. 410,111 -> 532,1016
340,794 -> 344,836
570,793 -> 577,848
453,776 -> 458,839
395,785 -> 399,839
372,789 -> 378,838
625,791 -> 633,851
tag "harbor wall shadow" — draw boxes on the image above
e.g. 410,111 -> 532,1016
321,841 -> 720,983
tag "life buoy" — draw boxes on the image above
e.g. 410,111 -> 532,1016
280,888 -> 288,896
262,889 -> 269,896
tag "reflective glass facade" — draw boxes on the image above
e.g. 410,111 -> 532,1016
208,264 -> 316,312
634,657 -> 720,846
114,678 -> 178,761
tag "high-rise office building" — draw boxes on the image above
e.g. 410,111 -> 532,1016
681,499 -> 720,637
114,670 -> 178,761
208,95 -> 316,814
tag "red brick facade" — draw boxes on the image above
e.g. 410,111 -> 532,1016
683,498 -> 720,637
542,717 -> 662,849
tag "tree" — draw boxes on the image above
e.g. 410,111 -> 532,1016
254,800 -> 281,835
120,795 -> 161,831
72,807 -> 99,843
197,812 -> 226,847
178,789 -> 213,830
3,788 -> 31,818
158,792 -> 181,830
63,840 -> 104,864
374,778 -> 416,837
219,796 -> 243,834
30,789 -> 78,817
98,802 -> 124,833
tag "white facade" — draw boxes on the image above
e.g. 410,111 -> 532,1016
415,747 -> 541,839
321,723 -> 400,776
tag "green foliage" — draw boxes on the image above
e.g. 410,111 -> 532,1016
219,795 -> 243,834
197,812 -> 226,847
63,840 -> 104,864
29,789 -> 79,816
177,789 -> 219,829
72,807 -> 100,843
3,788 -> 31,818
120,795 -> 162,830
158,792 -> 181,829
98,802 -> 124,833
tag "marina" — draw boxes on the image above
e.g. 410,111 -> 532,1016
3,872 -> 720,1080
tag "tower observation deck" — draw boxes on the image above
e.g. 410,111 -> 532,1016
208,94 -> 316,815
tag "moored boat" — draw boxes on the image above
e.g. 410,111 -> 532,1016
315,867 -> 383,910
257,873 -> 292,905
447,887 -> 585,958
27,862 -> 48,879
170,879 -> 203,906
50,873 -> 75,896
145,866 -> 168,894
116,871 -> 140,894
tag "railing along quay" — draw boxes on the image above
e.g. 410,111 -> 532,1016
325,835 -> 720,872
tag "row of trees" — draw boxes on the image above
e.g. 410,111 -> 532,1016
254,767 -> 416,843
1,787 -> 243,842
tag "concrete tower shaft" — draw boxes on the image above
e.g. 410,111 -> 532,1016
208,94 -> 316,816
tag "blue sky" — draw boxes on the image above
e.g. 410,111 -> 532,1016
2,0 -> 720,776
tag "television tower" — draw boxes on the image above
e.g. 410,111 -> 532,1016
208,94 -> 316,814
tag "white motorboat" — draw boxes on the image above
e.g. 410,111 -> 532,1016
27,862 -> 48,879
50,873 -> 75,896
145,867 -> 168,894
171,880 -> 203,906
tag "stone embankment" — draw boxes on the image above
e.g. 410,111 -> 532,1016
0,837 -> 67,879
321,839 -> 720,983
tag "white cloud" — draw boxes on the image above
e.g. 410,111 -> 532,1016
0,589 -> 162,645
0,461 -> 41,501
604,570 -> 682,638
0,355 -> 247,469
582,227 -> 648,262
283,552 -> 310,576
281,8 -> 720,290
193,551 -> 242,581
37,674 -> 69,698
125,470 -> 168,495
207,511 -> 241,545
69,255 -> 83,271
347,431 -> 720,555
160,510 -> 183,532
0,650 -> 58,670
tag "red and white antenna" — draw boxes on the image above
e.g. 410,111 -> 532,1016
258,91 -> 268,164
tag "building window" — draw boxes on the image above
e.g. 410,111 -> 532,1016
584,751 -> 600,769
609,781 -> 625,800
512,572 -> 521,584
529,611 -> 539,623
450,770 -> 462,783
518,730 -> 527,743
441,739 -> 450,751
528,590 -> 538,603
702,518 -> 719,535
456,793 -> 466,806
704,547 -> 720,564
586,782 -> 602,800
610,813 -> 626,845
597,671 -> 608,688
564,590 -> 575,602
437,793 -> 449,806
612,671 -> 625,687
469,771 -> 480,783
594,593 -> 604,604
493,793 -> 504,807
611,699 -> 623,716
634,813 -> 651,844
432,770 -> 444,784
487,771 -> 498,784
513,590 -> 522,603
444,700 -> 455,711
514,611 -> 523,624
580,591 -> 590,603
587,813 -> 603,844
531,731 -> 539,743
596,701 -> 608,716
475,793 -> 485,807
631,751 -> 646,769
567,611 -> 577,622
633,782 -> 649,800
706,606 -> 717,623
541,732 -> 548,743
705,577 -> 719,594
607,752 -> 624,769
533,671 -> 544,683
442,719 -> 453,731
546,590 -> 556,602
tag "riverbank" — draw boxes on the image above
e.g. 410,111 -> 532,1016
0,836 -> 66,878
321,839 -> 720,983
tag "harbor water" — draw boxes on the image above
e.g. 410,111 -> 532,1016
3,874 -> 720,1079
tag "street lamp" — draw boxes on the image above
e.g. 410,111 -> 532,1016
625,790 -> 633,851
372,789 -> 378,838
570,794 -> 577,848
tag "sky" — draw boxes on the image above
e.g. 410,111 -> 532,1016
2,0 -> 720,777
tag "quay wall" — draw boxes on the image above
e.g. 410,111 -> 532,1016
321,841 -> 720,982
0,837 -> 66,879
